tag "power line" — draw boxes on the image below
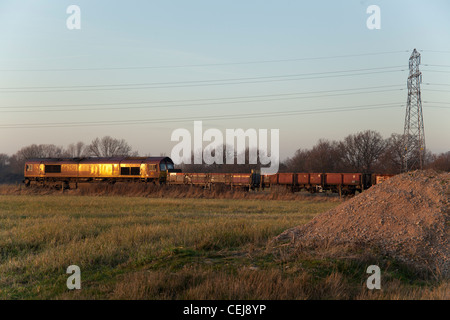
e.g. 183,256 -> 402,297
423,101 -> 450,105
424,83 -> 450,86
423,64 -> 450,68
422,69 -> 450,74
0,66 -> 404,90
0,103 -> 405,129
0,84 -> 404,110
0,67 -> 406,93
0,87 -> 405,113
421,50 -> 450,54
422,102 -> 450,109
422,89 -> 450,93
0,50 -> 409,72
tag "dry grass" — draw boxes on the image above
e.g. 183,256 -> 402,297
0,183 -> 342,201
109,268 -> 349,300
0,193 -> 447,300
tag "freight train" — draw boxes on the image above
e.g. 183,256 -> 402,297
23,156 -> 394,195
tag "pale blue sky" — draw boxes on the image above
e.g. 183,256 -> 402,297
0,0 -> 449,159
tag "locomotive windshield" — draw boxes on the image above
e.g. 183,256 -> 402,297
160,162 -> 174,171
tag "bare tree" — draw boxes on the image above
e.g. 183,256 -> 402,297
426,151 -> 449,172
306,139 -> 342,172
284,140 -> 343,173
0,153 -> 21,184
340,130 -> 387,173
179,144 -> 267,173
66,141 -> 86,157
284,149 -> 310,172
13,144 -> 65,159
87,136 -> 134,157
375,133 -> 404,173
8,144 -> 65,173
0,153 -> 9,169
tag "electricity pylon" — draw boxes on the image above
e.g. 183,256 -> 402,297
403,49 -> 426,171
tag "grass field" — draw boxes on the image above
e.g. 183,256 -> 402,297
0,194 -> 448,300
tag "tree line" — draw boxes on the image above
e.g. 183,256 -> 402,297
181,130 -> 449,174
0,131 -> 449,184
0,136 -> 137,183
283,130 -> 449,174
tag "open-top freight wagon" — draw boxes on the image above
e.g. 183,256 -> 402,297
260,172 -> 393,195
166,172 -> 261,189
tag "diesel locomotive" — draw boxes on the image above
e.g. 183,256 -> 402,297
23,156 -> 177,189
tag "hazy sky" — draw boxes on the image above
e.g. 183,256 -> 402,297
0,0 -> 449,159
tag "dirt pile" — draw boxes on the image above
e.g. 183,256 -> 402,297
273,170 -> 450,277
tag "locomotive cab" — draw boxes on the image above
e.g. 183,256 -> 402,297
146,157 -> 179,183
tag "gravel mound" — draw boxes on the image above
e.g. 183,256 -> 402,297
273,170 -> 450,277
